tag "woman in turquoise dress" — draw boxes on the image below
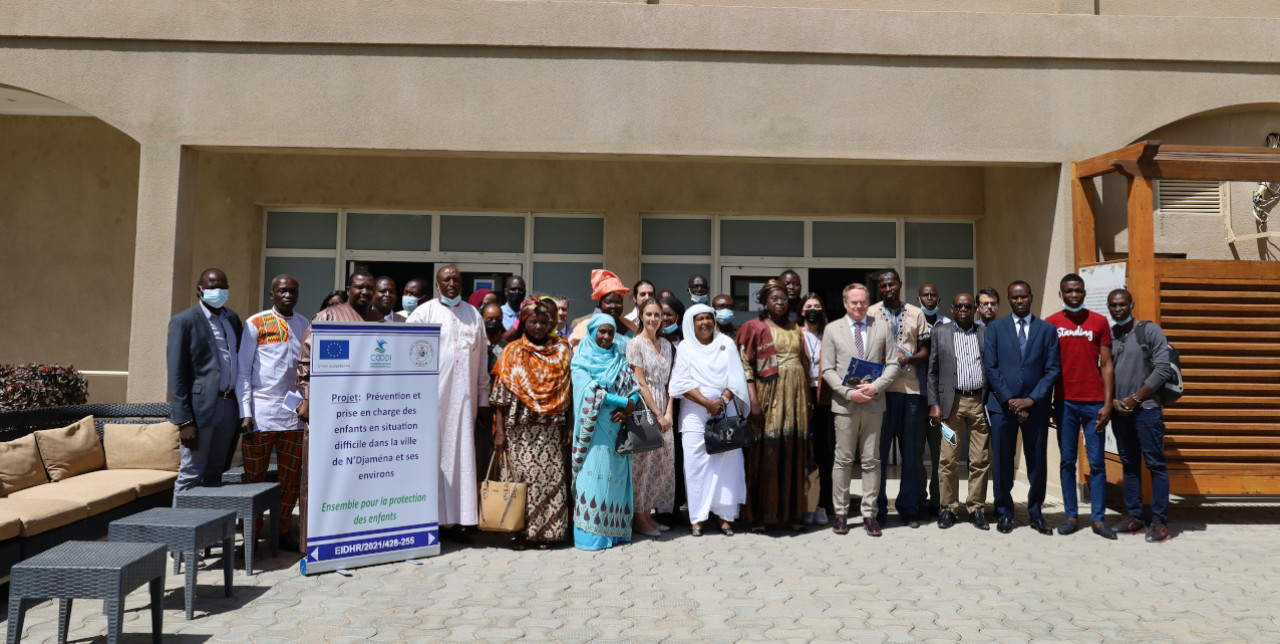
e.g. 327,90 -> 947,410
570,313 -> 641,551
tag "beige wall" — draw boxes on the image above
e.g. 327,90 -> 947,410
1097,105 -> 1280,262
0,115 -> 138,403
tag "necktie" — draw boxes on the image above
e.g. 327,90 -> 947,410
1017,319 -> 1028,356
854,321 -> 865,356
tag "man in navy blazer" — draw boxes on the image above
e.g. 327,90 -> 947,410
982,281 -> 1061,535
167,268 -> 245,493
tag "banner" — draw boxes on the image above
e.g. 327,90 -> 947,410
302,322 -> 441,574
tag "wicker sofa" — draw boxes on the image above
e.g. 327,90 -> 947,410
0,403 -> 177,580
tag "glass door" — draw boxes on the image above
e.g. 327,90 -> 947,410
719,266 -> 808,326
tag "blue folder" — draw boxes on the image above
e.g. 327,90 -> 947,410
843,357 -> 885,387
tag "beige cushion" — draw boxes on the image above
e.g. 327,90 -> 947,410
0,497 -> 89,537
9,475 -> 136,515
0,434 -> 49,496
71,469 -> 177,498
0,507 -> 22,541
33,416 -> 105,482
102,422 -> 180,472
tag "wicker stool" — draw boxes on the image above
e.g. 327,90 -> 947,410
175,483 -> 281,575
109,508 -> 236,619
7,541 -> 166,644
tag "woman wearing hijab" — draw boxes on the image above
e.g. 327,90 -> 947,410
669,304 -> 750,536
737,279 -> 811,532
570,313 -> 641,550
490,298 -> 574,549
468,287 -> 496,310
627,298 -> 676,537
800,292 -> 834,526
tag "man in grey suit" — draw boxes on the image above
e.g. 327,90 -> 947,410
167,268 -> 244,494
821,283 -> 901,537
927,292 -> 992,531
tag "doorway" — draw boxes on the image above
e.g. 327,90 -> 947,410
347,260 -> 523,305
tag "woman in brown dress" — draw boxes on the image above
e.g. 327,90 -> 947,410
491,298 -> 574,549
737,279 -> 810,532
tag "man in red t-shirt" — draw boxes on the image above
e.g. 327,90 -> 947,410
1045,273 -> 1115,539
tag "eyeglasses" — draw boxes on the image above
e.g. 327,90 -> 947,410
977,302 -> 997,307
954,304 -> 975,310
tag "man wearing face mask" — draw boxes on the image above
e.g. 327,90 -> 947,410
915,284 -> 951,518
167,268 -> 245,494
712,294 -> 737,339
398,277 -> 428,319
408,265 -> 490,540
780,270 -> 803,323
687,274 -> 711,306
500,276 -> 527,330
1046,273 -> 1115,539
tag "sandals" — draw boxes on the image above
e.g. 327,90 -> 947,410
719,522 -> 735,537
691,524 -> 703,537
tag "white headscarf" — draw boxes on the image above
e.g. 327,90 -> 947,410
668,304 -> 749,403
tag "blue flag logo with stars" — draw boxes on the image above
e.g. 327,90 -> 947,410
320,339 -> 349,360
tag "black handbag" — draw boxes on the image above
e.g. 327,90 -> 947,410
705,397 -> 756,455
617,397 -> 664,455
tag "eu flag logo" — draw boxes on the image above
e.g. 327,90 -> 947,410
320,340 -> 350,359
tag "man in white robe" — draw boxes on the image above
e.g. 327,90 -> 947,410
407,265 -> 489,535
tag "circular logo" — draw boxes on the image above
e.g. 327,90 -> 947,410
409,339 -> 435,367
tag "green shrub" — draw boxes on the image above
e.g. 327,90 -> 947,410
0,364 -> 89,411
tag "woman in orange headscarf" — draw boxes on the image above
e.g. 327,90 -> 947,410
490,297 -> 574,548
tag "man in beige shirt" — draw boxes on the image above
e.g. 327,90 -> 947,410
822,283 -> 901,537
867,269 -> 930,528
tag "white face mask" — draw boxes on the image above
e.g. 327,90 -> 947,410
402,295 -> 420,313
200,288 -> 229,309
689,291 -> 709,305
441,294 -> 461,307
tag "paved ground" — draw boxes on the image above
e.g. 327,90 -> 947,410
4,483 -> 1279,643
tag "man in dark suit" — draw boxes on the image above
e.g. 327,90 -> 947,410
927,292 -> 992,530
982,281 -> 1061,535
168,268 -> 244,494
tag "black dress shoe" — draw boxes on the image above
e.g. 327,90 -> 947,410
938,510 -> 956,529
1029,519 -> 1054,536
1057,519 -> 1079,536
906,517 -> 921,529
1092,522 -> 1118,540
997,517 -> 1014,533
863,516 -> 882,537
972,509 -> 990,531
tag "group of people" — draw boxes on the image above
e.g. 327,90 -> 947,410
166,263 -> 1175,556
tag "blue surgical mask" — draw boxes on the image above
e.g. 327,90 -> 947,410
921,306 -> 939,316
689,292 -> 709,305
715,309 -> 734,325
1063,301 -> 1085,313
664,323 -> 680,335
200,288 -> 229,309
1114,315 -> 1133,327
402,295 -> 419,314
441,294 -> 461,307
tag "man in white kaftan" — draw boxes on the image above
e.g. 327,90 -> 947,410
406,265 -> 489,527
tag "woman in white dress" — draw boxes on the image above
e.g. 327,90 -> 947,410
668,304 -> 750,537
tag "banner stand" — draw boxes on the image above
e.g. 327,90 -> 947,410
300,321 -> 442,575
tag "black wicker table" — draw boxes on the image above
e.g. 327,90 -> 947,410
174,483 -> 281,575
6,541 -> 166,644
221,462 -> 278,484
108,508 -> 236,620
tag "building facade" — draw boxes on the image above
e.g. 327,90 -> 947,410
3,1 -> 1280,405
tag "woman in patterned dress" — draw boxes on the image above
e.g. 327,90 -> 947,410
627,298 -> 675,537
737,279 -> 811,532
490,298 -> 573,549
570,313 -> 641,551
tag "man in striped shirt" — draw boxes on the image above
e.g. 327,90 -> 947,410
927,293 -> 992,530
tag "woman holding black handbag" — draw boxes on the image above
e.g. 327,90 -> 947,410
627,298 -> 676,538
669,304 -> 750,537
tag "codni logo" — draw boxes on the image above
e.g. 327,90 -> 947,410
370,339 -> 393,368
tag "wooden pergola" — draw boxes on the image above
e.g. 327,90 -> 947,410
1073,141 -> 1280,496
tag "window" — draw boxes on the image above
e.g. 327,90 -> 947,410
262,209 -> 604,319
